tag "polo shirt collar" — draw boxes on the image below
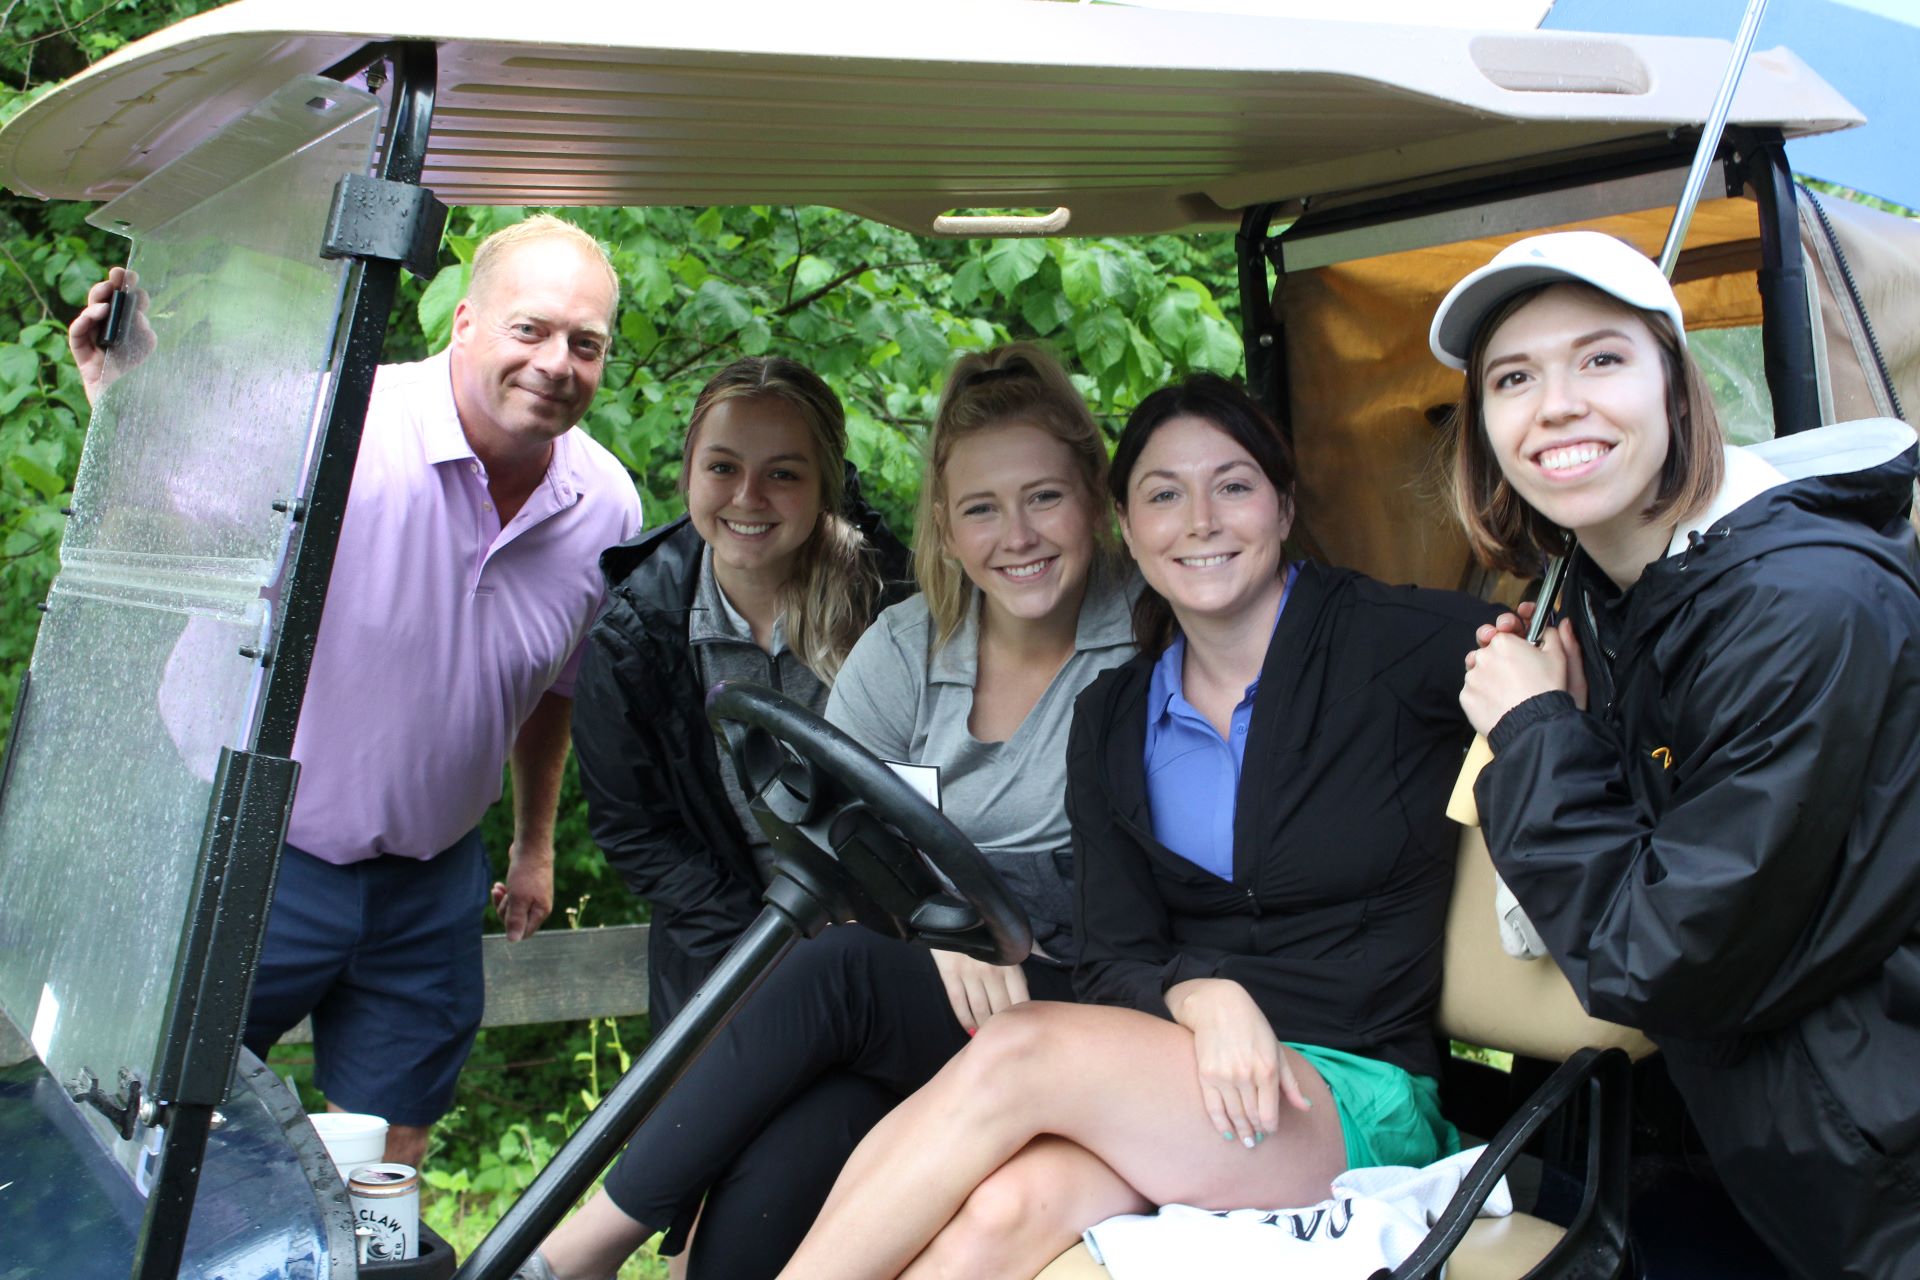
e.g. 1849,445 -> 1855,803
1075,558 -> 1139,650
419,350 -> 477,465
690,543 -> 789,655
1146,631 -> 1188,724
422,348 -> 582,511
929,592 -> 982,686
1145,561 -> 1299,725
929,557 -> 1138,687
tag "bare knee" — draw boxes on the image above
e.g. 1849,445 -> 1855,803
919,1159 -> 1075,1277
950,1003 -> 1065,1115
955,1161 -> 1049,1238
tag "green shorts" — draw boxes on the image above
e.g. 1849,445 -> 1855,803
1284,1042 -> 1459,1170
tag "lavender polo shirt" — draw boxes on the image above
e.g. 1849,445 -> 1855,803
283,351 -> 642,864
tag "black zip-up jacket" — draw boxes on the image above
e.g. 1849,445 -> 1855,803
1479,421 -> 1920,1279
571,476 -> 910,1026
1068,563 -> 1493,1080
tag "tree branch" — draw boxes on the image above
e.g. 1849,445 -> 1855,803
0,239 -> 50,321
784,204 -> 804,310
777,261 -> 870,316
652,260 -> 873,384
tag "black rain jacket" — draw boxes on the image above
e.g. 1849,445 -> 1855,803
571,475 -> 910,1026
1479,421 -> 1920,1279
1069,563 -> 1493,1080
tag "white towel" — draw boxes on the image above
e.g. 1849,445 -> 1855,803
1083,1147 -> 1510,1280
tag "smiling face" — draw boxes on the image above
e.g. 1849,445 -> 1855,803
1477,284 -> 1673,560
1117,414 -> 1292,627
685,395 -> 825,587
449,236 -> 614,459
940,422 -> 1099,633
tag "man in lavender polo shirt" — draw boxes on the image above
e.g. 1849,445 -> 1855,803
68,216 -> 643,1167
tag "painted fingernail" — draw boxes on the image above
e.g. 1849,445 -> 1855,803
1222,1131 -> 1236,1142
1242,1135 -> 1256,1149
1255,1131 -> 1266,1144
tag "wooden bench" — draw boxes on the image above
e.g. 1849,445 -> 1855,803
0,923 -> 653,1063
282,922 -> 652,1043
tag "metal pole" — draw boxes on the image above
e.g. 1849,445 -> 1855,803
1658,0 -> 1772,277
1236,203 -> 1289,435
252,40 -> 439,757
454,908 -> 804,1280
1750,135 -> 1822,435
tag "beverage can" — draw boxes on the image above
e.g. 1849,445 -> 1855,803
348,1162 -> 420,1262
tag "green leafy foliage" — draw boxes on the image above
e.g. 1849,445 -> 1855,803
398,205 -> 1244,542
0,226 -> 103,734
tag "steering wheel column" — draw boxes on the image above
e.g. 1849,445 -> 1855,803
454,682 -> 1030,1280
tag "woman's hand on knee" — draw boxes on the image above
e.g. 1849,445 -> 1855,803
1166,979 -> 1308,1147
932,949 -> 1031,1033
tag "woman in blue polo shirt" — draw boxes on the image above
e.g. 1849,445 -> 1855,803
777,374 -> 1495,1280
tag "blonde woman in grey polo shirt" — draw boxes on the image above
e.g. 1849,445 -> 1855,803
828,343 -> 1140,1001
519,345 -> 1135,1280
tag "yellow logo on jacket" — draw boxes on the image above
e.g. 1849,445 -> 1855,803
1650,747 -> 1675,770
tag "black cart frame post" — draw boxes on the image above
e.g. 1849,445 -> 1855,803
128,42 -> 441,1280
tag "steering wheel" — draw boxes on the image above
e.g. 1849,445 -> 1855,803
706,680 -> 1032,966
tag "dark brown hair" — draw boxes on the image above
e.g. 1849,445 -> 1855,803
1111,373 -> 1298,653
1452,282 -> 1725,576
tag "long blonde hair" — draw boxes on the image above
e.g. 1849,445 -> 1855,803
914,343 -> 1112,648
682,357 -> 881,681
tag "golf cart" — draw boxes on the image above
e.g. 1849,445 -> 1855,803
0,4 -> 1915,1278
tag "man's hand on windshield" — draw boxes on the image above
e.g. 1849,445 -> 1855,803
931,948 -> 1030,1033
67,267 -> 155,406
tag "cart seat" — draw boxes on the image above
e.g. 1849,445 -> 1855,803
1032,827 -> 1654,1280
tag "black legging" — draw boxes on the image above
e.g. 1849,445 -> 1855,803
603,923 -> 1075,1279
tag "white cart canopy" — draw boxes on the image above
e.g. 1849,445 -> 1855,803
0,0 -> 1862,234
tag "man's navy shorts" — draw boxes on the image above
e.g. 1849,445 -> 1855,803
243,830 -> 489,1127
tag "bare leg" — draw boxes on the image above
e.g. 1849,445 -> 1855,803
900,1137 -> 1149,1280
779,1002 -> 1345,1280
384,1124 -> 430,1169
325,1100 -> 429,1170
537,1189 -> 655,1280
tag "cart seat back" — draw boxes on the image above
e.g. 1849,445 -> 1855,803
1440,827 -> 1655,1062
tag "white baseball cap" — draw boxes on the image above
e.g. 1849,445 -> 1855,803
1429,231 -> 1685,371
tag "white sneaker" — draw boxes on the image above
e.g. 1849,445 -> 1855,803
511,1253 -> 556,1280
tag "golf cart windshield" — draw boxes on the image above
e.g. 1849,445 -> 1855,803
0,77 -> 378,1178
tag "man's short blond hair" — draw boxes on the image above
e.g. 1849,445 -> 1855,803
467,214 -> 617,320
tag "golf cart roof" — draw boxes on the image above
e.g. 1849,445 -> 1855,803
0,0 -> 1863,235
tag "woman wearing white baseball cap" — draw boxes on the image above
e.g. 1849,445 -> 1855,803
1438,229 -> 1920,1278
